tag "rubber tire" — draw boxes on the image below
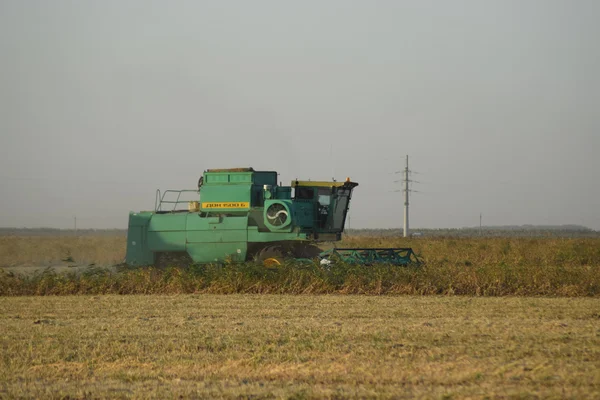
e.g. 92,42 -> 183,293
256,245 -> 285,267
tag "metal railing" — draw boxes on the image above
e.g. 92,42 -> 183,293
319,248 -> 421,266
154,189 -> 199,212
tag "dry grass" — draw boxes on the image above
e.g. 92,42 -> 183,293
1,295 -> 599,399
0,236 -> 125,267
1,235 -> 598,270
340,236 -> 600,268
1,236 -> 599,296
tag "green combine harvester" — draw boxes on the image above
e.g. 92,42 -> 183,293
125,167 -> 419,267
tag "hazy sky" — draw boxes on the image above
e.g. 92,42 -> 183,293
1,1 -> 599,230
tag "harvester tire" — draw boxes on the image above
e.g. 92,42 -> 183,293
257,246 -> 285,268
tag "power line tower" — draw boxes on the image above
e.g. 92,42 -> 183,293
394,156 -> 420,237
403,156 -> 410,237
393,155 -> 419,237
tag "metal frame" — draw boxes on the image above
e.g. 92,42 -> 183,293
155,189 -> 199,212
319,248 -> 420,266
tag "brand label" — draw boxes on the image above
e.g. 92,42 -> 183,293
201,202 -> 250,209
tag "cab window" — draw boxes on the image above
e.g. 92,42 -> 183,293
295,187 -> 314,200
318,187 -> 332,206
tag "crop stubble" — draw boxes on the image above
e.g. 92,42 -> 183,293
1,295 -> 599,399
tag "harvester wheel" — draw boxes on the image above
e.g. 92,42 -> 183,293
257,246 -> 285,268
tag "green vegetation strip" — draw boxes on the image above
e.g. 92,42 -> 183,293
1,237 -> 599,296
1,295 -> 598,398
1,259 -> 599,296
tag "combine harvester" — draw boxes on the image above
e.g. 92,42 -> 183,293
125,167 -> 419,267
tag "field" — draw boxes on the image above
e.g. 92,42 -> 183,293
1,234 -> 599,398
0,235 -> 125,272
1,295 -> 599,399
1,235 -> 599,296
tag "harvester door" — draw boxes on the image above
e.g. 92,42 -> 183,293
330,187 -> 352,231
291,201 -> 314,229
185,214 -> 248,263
292,187 -> 315,229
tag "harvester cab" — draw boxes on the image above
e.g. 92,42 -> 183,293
289,178 -> 358,240
125,168 -> 360,266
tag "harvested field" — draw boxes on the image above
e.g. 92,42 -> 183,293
1,295 -> 599,399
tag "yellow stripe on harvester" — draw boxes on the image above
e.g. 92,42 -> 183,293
202,202 -> 250,209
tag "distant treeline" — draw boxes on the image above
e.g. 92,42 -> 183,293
0,225 -> 597,238
346,225 -> 599,238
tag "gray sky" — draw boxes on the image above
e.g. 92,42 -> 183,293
1,0 -> 599,230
